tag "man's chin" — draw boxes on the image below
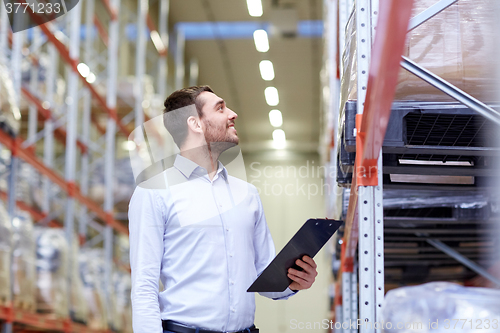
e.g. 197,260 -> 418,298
208,141 -> 238,152
226,134 -> 239,145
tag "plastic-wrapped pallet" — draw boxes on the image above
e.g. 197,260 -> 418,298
0,201 -> 12,305
114,234 -> 130,269
17,162 -> 38,207
69,234 -> 88,324
338,0 -> 498,141
32,183 -> 63,218
12,211 -> 36,312
113,268 -> 132,332
396,0 -> 497,102
106,263 -> 121,332
35,227 -> 69,318
0,58 -> 21,136
122,303 -> 133,333
382,282 -> 500,333
79,248 -> 108,331
340,0 -> 497,103
0,159 -> 36,208
88,158 -> 136,210
103,263 -> 119,331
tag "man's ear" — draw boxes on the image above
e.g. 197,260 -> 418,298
186,116 -> 203,134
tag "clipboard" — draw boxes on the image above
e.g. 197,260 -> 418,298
247,218 -> 343,293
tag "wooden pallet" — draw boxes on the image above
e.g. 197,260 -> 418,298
0,294 -> 9,307
14,298 -> 36,312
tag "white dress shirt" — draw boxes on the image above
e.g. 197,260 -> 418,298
129,154 -> 295,333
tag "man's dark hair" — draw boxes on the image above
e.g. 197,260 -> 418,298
163,85 -> 214,148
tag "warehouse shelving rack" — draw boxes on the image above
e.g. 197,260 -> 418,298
324,0 -> 500,332
0,0 -> 172,331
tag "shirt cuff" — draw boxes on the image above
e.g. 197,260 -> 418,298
270,287 -> 297,300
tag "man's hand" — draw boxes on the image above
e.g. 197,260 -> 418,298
287,255 -> 318,291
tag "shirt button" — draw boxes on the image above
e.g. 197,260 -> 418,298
230,280 -> 234,285
231,308 -> 235,312
229,254 -> 233,257
226,228 -> 229,231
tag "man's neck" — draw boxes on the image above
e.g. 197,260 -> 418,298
180,145 -> 220,180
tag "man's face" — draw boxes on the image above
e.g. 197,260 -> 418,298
198,91 -> 239,145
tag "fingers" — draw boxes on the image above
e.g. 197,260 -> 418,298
287,271 -> 313,290
287,256 -> 318,291
293,257 -> 318,276
301,255 -> 317,269
288,267 -> 309,280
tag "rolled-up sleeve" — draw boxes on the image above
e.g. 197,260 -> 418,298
252,194 -> 297,300
129,186 -> 165,333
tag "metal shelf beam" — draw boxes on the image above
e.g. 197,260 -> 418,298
338,1 -> 414,332
0,130 -> 128,235
0,305 -> 110,333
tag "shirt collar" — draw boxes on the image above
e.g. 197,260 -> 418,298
174,154 -> 228,181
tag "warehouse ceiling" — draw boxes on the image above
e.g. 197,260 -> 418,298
167,0 -> 324,153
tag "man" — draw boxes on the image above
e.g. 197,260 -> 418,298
129,86 -> 318,333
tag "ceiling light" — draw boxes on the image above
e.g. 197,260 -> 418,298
264,87 -> 279,106
268,109 -> 282,127
150,30 -> 166,53
272,129 -> 286,149
122,140 -> 137,151
253,29 -> 269,52
54,31 -> 65,41
246,0 -> 263,17
86,72 -> 96,84
77,63 -> 90,78
259,60 -> 275,81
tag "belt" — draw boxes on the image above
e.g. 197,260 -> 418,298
162,320 -> 258,333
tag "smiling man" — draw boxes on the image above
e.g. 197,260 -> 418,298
128,86 -> 318,333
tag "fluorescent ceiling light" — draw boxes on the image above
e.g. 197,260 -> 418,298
246,0 -> 263,17
77,63 -> 90,78
54,31 -> 66,42
272,129 -> 286,149
259,60 -> 275,81
122,140 -> 137,151
86,72 -> 96,84
264,87 -> 279,106
150,30 -> 166,53
269,109 -> 283,127
253,29 -> 269,52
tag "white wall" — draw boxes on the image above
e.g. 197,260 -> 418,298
244,152 -> 333,333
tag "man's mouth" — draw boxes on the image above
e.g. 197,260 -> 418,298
228,124 -> 237,135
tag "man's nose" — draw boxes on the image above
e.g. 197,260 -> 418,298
228,108 -> 238,119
